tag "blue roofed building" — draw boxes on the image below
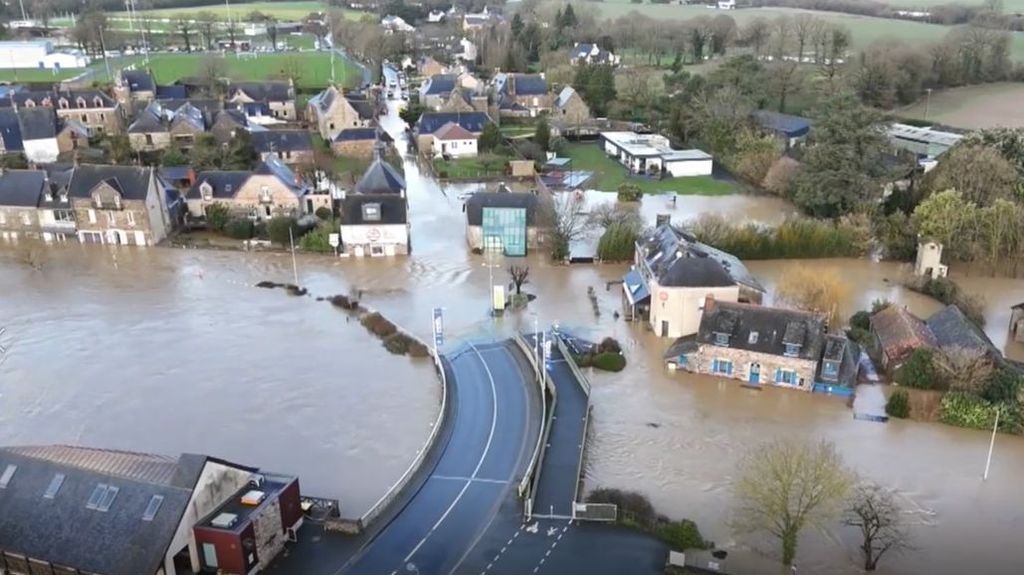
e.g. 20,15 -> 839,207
492,73 -> 552,117
419,74 -> 458,110
570,43 -> 620,67
415,111 -> 491,155
753,110 -> 811,148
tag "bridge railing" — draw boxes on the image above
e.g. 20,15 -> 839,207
513,333 -> 556,521
555,333 -> 592,397
358,350 -> 449,530
572,502 -> 618,522
553,332 -> 597,515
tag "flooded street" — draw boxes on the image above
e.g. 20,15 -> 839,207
1,99 -> 1023,573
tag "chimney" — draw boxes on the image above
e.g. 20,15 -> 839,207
704,295 -> 716,313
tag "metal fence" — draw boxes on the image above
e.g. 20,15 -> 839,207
513,333 -> 556,523
555,333 -> 592,397
358,351 -> 449,530
573,502 -> 618,522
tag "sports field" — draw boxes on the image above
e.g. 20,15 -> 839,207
141,51 -> 361,89
127,1 -> 365,21
898,82 -> 1024,129
585,2 -> 1024,60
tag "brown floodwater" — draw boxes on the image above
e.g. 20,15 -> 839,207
0,104 -> 1020,574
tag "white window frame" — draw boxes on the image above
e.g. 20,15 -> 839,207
126,211 -> 136,227
87,209 -> 97,224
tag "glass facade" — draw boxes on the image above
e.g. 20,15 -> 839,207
481,207 -> 527,256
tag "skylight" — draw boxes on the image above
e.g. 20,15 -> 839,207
748,332 -> 759,344
142,495 -> 164,521
97,486 -> 120,512
86,484 -> 107,509
43,473 -> 65,499
86,483 -> 120,512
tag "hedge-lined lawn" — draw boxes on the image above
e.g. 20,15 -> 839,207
432,154 -> 508,180
562,143 -> 735,195
143,51 -> 361,89
129,1 -> 366,21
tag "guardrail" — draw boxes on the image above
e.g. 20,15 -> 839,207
513,334 -> 545,499
555,333 -> 592,397
513,333 -> 558,521
358,350 -> 449,530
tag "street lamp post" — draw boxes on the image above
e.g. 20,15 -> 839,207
481,258 -> 501,315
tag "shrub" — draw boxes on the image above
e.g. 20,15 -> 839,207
224,218 -> 254,239
597,223 -> 639,262
586,488 -> 657,529
598,337 -> 622,354
909,277 -> 986,328
846,326 -> 872,347
849,311 -> 871,331
940,392 -> 998,431
690,214 -> 870,260
329,294 -> 360,311
895,348 -> 944,390
617,183 -> 643,202
315,206 -> 333,220
983,368 -> 1024,404
383,333 -> 410,355
205,203 -> 230,232
300,223 -> 337,253
360,312 -> 397,338
267,216 -> 300,247
656,519 -> 708,552
591,351 -> 626,372
886,389 -> 911,418
408,339 -> 431,358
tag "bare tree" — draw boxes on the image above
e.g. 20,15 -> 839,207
934,346 -> 995,394
174,18 -> 194,52
734,439 -> 854,566
588,203 -> 642,230
843,483 -> 913,571
508,265 -> 529,295
742,17 -> 771,59
540,191 -> 589,260
767,60 -> 803,113
776,264 -> 850,328
195,11 -> 218,51
791,13 -> 823,63
198,54 -> 227,96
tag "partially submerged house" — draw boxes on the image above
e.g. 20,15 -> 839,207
186,157 -> 309,222
870,305 -> 938,370
340,148 -> 409,257
68,164 -> 174,246
624,224 -> 764,338
415,112 -> 490,155
464,191 -> 540,256
669,298 -> 832,392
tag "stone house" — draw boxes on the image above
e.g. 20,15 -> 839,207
340,153 -> 408,256
68,164 -> 173,246
672,298 -> 828,391
114,68 -> 156,114
464,191 -> 541,256
553,86 -> 590,126
0,170 -> 47,241
440,86 -> 488,114
493,73 -> 551,117
186,157 -> 309,222
56,119 -> 90,157
418,56 -> 447,78
228,81 -> 297,121
624,224 -> 764,338
250,130 -> 314,166
332,127 -> 385,158
869,305 -> 937,370
209,109 -> 249,144
37,165 -> 77,242
420,74 -> 458,110
128,101 -> 207,152
50,90 -> 121,135
306,85 -> 375,141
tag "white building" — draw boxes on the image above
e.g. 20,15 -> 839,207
457,38 -> 478,63
717,0 -> 737,9
601,131 -> 713,178
0,40 -> 90,70
381,15 -> 415,33
887,123 -> 962,172
432,122 -> 478,158
340,154 -> 410,257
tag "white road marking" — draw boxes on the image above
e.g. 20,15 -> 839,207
403,343 -> 500,564
431,475 -> 508,484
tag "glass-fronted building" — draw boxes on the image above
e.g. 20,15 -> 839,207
481,206 -> 528,256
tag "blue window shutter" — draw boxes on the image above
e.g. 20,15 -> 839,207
774,368 -> 781,382
727,361 -> 733,375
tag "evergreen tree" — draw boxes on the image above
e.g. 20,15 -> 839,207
511,13 -> 524,38
225,130 -> 259,170
534,118 -> 551,152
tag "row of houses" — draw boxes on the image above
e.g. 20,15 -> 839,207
0,444 -> 303,575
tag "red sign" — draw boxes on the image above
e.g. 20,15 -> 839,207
367,228 -> 382,242
659,291 -> 668,302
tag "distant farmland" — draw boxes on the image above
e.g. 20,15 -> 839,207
897,83 -> 1024,129
141,52 -> 362,90
126,1 -> 366,21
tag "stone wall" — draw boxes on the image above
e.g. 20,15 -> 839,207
685,344 -> 818,391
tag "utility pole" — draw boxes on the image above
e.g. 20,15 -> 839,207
99,27 -> 112,82
983,407 -> 1000,480
924,88 -> 933,123
289,226 -> 299,286
18,0 -> 27,22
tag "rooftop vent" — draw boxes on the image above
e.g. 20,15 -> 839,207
211,512 -> 239,529
241,489 -> 266,506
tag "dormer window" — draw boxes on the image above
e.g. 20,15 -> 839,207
94,96 -> 104,107
59,192 -> 68,203
44,192 -> 53,202
200,182 -> 213,200
362,202 -> 381,221
76,97 -> 87,108
821,360 -> 839,381
25,99 -> 35,107
714,333 -> 729,347
58,98 -> 69,109
259,186 -> 272,203
783,343 -> 801,357
114,196 -> 122,209
748,331 -> 759,344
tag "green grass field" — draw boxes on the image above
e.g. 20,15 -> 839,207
584,2 -> 1024,60
563,143 -> 735,195
141,51 -> 360,89
127,1 -> 365,21
433,155 -> 508,180
897,82 -> 1024,129
0,68 -> 82,82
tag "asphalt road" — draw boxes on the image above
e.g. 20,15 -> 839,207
344,341 -> 535,575
526,334 -> 589,519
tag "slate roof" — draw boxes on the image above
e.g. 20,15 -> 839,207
417,112 -> 490,135
870,305 -> 937,362
251,130 -> 313,153
341,194 -> 408,225
354,156 -> 405,195
187,170 -> 251,200
229,81 -> 292,102
348,97 -> 377,121
0,444 -> 217,575
19,106 -> 57,140
698,300 -> 827,361
555,86 -> 578,109
254,157 -> 307,194
0,170 -> 46,207
128,102 -> 166,133
753,110 -> 811,139
122,69 -> 155,93
638,225 -> 764,292
170,102 -> 205,131
155,84 -> 187,99
213,108 -> 248,128
68,165 -> 153,201
307,85 -> 337,113
0,108 -> 24,151
422,74 -> 457,96
819,334 -> 861,388
508,73 -> 548,96
926,305 -> 996,354
465,191 -> 538,226
334,127 -> 379,142
435,121 -> 476,141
